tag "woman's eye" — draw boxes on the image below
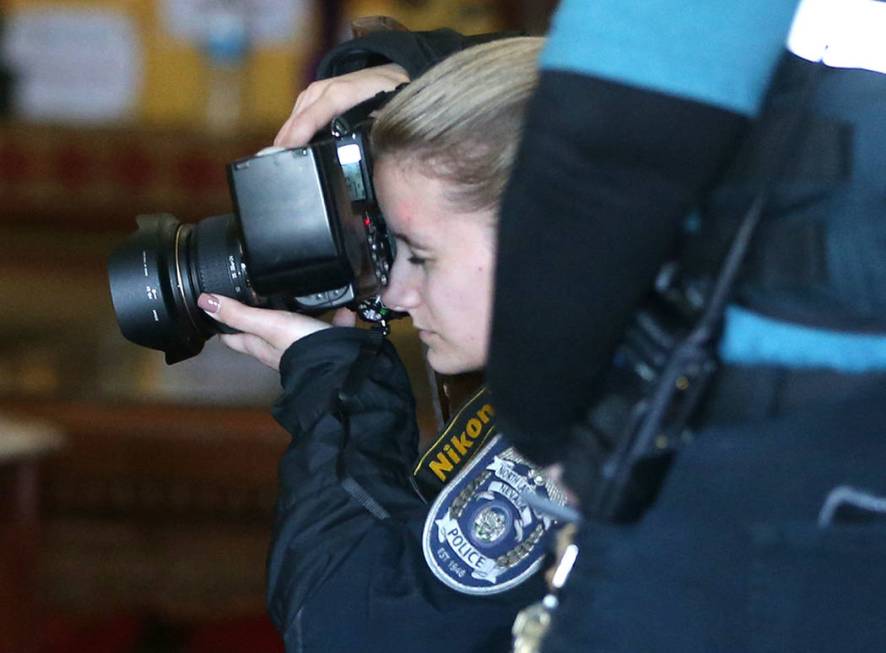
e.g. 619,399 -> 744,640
407,255 -> 427,266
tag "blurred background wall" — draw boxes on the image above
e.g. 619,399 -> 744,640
0,1 -> 555,651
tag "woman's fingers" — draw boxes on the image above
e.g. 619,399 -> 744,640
273,64 -> 410,148
332,307 -> 357,327
219,333 -> 282,370
274,83 -> 322,145
198,293 -> 277,341
204,293 -> 332,370
277,80 -> 356,146
198,294 -> 329,350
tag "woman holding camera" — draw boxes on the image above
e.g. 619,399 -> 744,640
198,37 -> 563,652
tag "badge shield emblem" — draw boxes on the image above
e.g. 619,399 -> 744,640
422,435 -> 567,595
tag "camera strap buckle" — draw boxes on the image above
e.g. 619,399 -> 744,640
356,295 -> 405,336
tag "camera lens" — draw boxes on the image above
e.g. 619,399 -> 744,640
190,213 -> 256,307
108,212 -> 252,364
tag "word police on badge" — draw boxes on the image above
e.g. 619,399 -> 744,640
423,435 -> 567,595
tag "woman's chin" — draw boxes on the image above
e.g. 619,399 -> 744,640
426,350 -> 483,376
427,356 -> 455,376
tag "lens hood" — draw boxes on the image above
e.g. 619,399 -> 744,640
108,214 -> 210,364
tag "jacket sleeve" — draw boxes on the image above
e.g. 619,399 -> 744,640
266,327 -> 543,652
266,327 -> 422,629
487,0 -> 802,466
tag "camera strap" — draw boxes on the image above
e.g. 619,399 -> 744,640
411,384 -> 497,502
333,327 -> 391,520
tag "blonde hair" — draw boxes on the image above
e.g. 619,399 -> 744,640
371,37 -> 543,213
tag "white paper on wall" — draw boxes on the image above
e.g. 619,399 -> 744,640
161,0 -> 312,47
1,7 -> 142,123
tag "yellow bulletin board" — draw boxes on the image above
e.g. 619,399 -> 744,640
4,0 -> 320,132
342,0 -> 507,34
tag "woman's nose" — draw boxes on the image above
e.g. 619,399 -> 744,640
381,258 -> 420,311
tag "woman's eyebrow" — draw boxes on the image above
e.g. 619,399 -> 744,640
392,231 -> 430,251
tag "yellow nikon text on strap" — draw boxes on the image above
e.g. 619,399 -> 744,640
412,386 -> 497,499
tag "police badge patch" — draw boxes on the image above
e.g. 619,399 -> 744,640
422,434 -> 567,595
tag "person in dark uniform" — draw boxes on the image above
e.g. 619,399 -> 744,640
198,38 -> 569,652
481,1 -> 886,650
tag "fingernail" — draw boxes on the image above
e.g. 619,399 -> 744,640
198,293 -> 220,314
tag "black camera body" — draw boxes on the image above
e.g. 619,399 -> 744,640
108,114 -> 394,365
231,131 -> 386,309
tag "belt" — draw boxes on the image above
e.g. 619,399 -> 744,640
700,360 -> 886,424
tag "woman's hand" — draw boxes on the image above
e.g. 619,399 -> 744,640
273,63 -> 409,147
198,293 -> 356,371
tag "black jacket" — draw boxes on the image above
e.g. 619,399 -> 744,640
266,327 -> 544,652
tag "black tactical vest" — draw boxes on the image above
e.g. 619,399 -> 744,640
686,31 -> 886,333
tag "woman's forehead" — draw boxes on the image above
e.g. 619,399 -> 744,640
376,162 -> 450,233
375,157 -> 496,247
